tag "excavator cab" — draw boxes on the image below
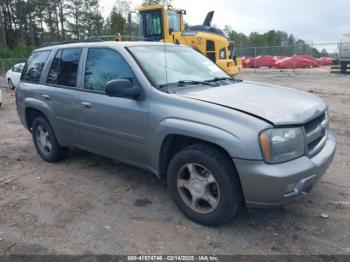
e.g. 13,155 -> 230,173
137,4 -> 242,76
138,5 -> 185,42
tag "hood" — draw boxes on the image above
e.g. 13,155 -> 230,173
177,81 -> 327,125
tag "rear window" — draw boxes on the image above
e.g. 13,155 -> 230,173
47,48 -> 82,87
22,51 -> 51,83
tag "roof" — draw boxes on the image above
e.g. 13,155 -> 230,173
35,41 -> 178,52
137,4 -> 165,12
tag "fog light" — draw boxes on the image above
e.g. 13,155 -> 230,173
285,182 -> 296,194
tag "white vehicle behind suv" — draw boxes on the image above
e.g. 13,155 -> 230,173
6,63 -> 25,89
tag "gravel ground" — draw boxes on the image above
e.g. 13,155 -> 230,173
0,67 -> 349,255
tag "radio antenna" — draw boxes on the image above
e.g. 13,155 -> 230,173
163,41 -> 169,91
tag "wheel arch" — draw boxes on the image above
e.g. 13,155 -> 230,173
152,118 -> 241,179
25,107 -> 49,131
158,134 -> 237,178
23,98 -> 53,131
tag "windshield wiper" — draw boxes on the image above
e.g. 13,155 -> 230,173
204,77 -> 241,83
159,79 -> 219,89
159,80 -> 212,89
177,80 -> 212,86
158,83 -> 169,89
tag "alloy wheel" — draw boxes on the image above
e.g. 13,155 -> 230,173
176,163 -> 220,214
36,125 -> 52,155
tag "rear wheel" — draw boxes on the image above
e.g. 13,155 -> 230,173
8,79 -> 15,90
32,116 -> 66,162
167,144 -> 242,226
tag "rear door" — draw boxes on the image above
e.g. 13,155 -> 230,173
43,47 -> 83,145
76,47 -> 149,164
20,50 -> 52,121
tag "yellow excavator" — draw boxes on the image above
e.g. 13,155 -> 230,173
137,4 -> 242,76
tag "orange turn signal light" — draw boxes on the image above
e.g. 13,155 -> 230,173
259,133 -> 271,161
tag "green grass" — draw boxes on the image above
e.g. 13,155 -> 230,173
0,45 -> 33,74
0,44 -> 34,59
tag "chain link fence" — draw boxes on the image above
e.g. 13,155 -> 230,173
236,42 -> 341,73
0,42 -> 344,77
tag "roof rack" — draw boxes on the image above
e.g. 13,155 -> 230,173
39,37 -> 103,48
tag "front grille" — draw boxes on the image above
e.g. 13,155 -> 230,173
303,111 -> 329,157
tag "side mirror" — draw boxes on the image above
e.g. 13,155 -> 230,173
105,79 -> 142,99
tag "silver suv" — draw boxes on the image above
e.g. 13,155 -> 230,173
16,41 -> 336,226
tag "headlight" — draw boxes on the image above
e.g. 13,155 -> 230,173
259,127 -> 305,163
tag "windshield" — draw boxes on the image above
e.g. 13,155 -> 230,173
128,45 -> 229,87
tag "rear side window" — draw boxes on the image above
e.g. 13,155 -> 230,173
84,48 -> 134,92
47,48 -> 82,87
22,51 -> 51,83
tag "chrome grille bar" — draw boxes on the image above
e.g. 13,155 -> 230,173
303,111 -> 328,157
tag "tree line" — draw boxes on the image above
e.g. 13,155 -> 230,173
0,0 -> 327,58
1,0 -> 100,48
0,0 -> 172,49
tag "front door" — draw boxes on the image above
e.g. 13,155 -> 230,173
77,48 -> 149,165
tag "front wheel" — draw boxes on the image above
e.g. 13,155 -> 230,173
8,79 -> 15,90
167,144 -> 242,226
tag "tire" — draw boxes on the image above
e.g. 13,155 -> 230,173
32,116 -> 66,162
8,79 -> 15,90
167,144 -> 242,226
341,63 -> 347,73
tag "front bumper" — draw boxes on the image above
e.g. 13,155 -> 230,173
234,132 -> 336,208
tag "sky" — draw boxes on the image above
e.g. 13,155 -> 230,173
99,0 -> 350,44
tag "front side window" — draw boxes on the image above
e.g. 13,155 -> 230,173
22,51 -> 51,83
84,48 -> 134,92
168,10 -> 180,33
129,45 -> 228,87
47,48 -> 82,87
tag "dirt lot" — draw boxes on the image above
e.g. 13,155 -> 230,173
0,67 -> 349,255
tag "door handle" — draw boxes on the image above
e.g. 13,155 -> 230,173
81,101 -> 92,109
41,94 -> 50,100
